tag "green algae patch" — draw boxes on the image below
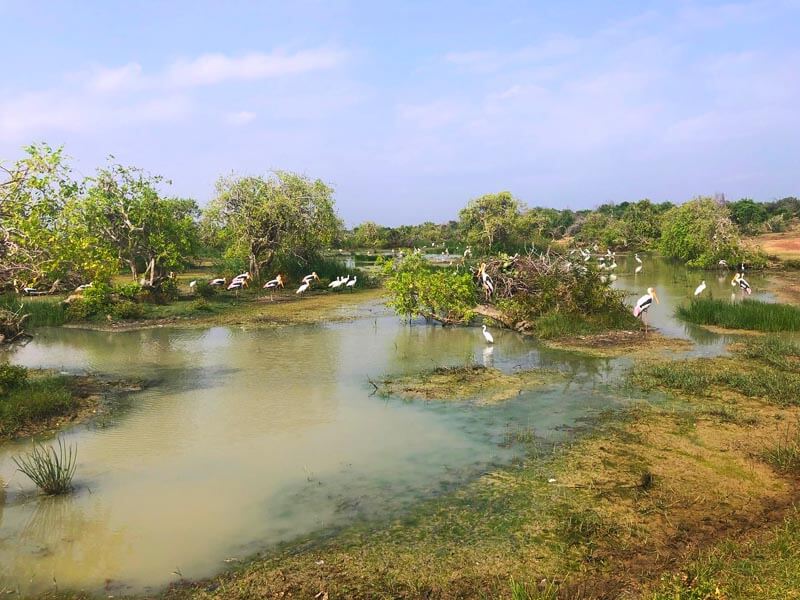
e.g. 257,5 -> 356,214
544,330 -> 693,358
375,364 -> 562,404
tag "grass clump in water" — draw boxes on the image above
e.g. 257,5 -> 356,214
12,437 -> 78,495
677,297 -> 800,331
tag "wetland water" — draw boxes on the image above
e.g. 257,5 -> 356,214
0,257 -> 776,595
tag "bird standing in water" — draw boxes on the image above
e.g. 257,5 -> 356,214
694,280 -> 706,296
482,324 -> 494,344
633,287 -> 659,333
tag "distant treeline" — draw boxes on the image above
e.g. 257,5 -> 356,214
344,194 -> 798,268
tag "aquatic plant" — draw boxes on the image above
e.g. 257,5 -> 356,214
12,437 -> 78,495
677,298 -> 800,331
738,336 -> 800,371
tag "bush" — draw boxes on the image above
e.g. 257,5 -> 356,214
194,280 -> 217,299
0,364 -> 28,393
159,277 -> 179,301
190,299 -> 215,312
111,300 -> 145,320
80,282 -> 113,314
114,282 -> 142,301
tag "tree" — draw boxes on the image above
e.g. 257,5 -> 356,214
205,171 -> 340,280
80,161 -> 199,283
458,191 -> 522,252
659,197 -> 764,268
0,144 -> 98,288
728,198 -> 768,233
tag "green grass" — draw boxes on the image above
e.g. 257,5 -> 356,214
628,354 -> 800,406
533,310 -> 640,339
0,372 -> 75,437
651,509 -> 800,600
762,426 -> 800,473
677,297 -> 800,331
12,437 -> 78,495
738,335 -> 800,371
0,294 -> 67,327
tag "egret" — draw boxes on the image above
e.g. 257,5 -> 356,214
328,276 -> 343,288
635,265 -> 643,274
189,280 -> 197,291
633,287 -> 659,333
635,253 -> 643,264
346,276 -> 358,290
694,280 -> 706,296
482,324 -> 494,344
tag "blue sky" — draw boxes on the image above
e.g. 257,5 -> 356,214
1,1 -> 799,225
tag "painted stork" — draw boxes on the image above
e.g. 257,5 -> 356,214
633,287 -> 659,333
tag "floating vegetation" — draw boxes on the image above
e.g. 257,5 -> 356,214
677,298 -> 800,331
13,438 -> 78,495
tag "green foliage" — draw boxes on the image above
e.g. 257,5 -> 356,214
0,295 -> 66,327
659,197 -> 765,268
114,282 -> 143,301
532,311 -> 639,339
194,280 -> 217,299
0,364 -> 28,393
12,437 -> 77,495
111,300 -> 145,320
205,170 -> 341,281
0,374 -> 74,436
80,161 -> 200,280
728,198 -> 768,234
677,298 -> 800,331
459,191 -> 523,252
762,427 -> 800,473
383,254 -> 476,322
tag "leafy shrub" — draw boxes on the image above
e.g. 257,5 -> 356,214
0,364 -> 28,393
194,280 -> 217,299
190,299 -> 215,312
159,277 -> 179,301
114,282 -> 142,301
111,300 -> 145,320
80,282 -> 113,314
65,298 -> 93,321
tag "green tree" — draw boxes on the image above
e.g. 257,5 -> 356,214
659,197 -> 763,268
458,191 -> 522,252
80,161 -> 199,282
205,171 -> 340,280
0,144 -> 108,288
728,198 -> 768,234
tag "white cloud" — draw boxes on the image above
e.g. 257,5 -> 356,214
166,48 -> 347,87
87,62 -> 145,93
225,110 -> 257,125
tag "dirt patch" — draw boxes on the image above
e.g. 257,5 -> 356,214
755,232 -> 800,258
544,330 -> 693,358
375,364 -> 562,404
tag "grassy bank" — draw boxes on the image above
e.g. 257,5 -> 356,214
0,295 -> 67,327
677,297 -> 800,331
0,365 -> 141,441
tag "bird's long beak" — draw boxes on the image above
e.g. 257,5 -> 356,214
652,290 -> 660,304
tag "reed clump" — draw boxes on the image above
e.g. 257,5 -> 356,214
13,437 -> 78,495
677,298 -> 800,331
